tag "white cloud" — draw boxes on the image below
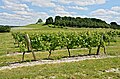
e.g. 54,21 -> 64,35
111,6 -> 120,12
0,12 -> 24,20
68,6 -> 88,10
90,7 -> 120,24
54,5 -> 65,11
59,0 -> 72,4
0,0 -> 119,25
59,0 -> 106,6
0,12 -> 49,26
0,0 -> 49,25
0,0 -> 30,11
23,0 -> 56,7
95,0 -> 106,4
0,12 -> 24,25
91,9 -> 120,16
50,5 -> 76,16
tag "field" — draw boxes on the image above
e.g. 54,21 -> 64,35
0,24 -> 120,79
0,57 -> 120,79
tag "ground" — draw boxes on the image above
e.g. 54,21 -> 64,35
0,24 -> 120,79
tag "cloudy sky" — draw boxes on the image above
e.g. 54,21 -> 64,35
0,0 -> 120,26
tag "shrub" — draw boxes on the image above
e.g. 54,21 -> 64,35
0,26 -> 11,32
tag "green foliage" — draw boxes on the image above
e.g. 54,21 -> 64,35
30,34 -> 44,50
12,32 -> 26,52
46,16 -> 110,28
45,17 -> 53,24
110,22 -> 118,26
0,26 -> 11,32
12,31 -> 118,58
36,18 -> 43,24
48,24 -> 55,28
110,22 -> 120,29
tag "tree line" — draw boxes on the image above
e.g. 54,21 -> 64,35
44,16 -> 120,29
0,25 -> 11,32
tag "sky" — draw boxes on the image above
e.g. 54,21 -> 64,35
0,0 -> 120,26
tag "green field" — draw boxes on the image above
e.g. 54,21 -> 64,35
0,24 -> 120,78
0,57 -> 120,79
1,24 -> 120,55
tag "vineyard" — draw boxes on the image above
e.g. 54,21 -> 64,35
0,25 -> 120,79
1,0 -> 120,78
12,31 -> 118,61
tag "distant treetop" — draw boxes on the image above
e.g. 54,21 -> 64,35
36,18 -> 43,24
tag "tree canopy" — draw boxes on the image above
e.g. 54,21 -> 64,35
110,22 -> 120,29
45,16 -> 110,28
36,18 -> 43,24
0,25 -> 11,32
45,17 -> 53,25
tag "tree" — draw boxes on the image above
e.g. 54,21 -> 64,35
36,18 -> 43,24
55,16 -> 61,23
0,26 -> 11,32
49,16 -> 110,28
45,17 -> 53,24
110,22 -> 118,26
110,22 -> 120,29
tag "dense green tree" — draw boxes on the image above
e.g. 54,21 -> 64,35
45,16 -> 120,29
46,16 -> 111,28
54,16 -> 61,25
0,26 -> 11,32
36,18 -> 43,24
45,17 -> 53,24
110,22 -> 120,29
110,22 -> 118,26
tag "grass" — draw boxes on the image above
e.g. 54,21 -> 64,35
0,33 -> 19,55
0,24 -> 120,67
0,48 -> 100,67
0,57 -> 120,79
0,37 -> 120,67
0,24 -> 120,78
12,24 -> 119,33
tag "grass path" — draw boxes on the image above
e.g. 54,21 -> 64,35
0,55 -> 119,71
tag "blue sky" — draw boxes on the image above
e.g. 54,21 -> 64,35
0,0 -> 120,26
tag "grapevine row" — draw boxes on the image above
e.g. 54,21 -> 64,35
12,31 -> 117,60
